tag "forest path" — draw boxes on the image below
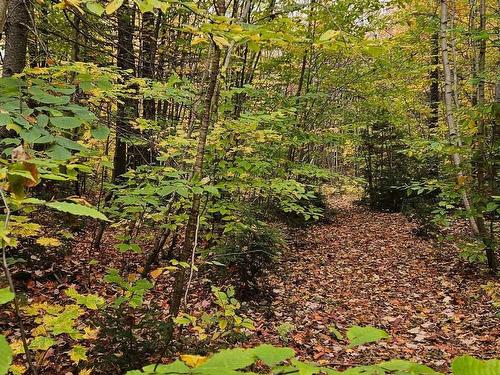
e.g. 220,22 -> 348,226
249,197 -> 499,372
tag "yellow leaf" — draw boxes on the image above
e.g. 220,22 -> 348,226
69,345 -> 88,364
82,326 -> 98,340
10,340 -> 25,355
218,318 -> 227,330
31,324 -> 47,336
191,36 -> 207,46
127,273 -> 139,282
105,0 -> 123,14
79,369 -> 92,375
9,364 -> 27,375
6,123 -> 21,134
456,175 -> 468,186
213,35 -> 230,48
36,237 -> 62,247
150,268 -> 164,279
180,354 -> 208,368
65,0 -> 84,12
29,67 -> 49,75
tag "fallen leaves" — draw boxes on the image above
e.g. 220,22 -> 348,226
246,197 -> 500,371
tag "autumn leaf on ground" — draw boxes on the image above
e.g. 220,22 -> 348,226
36,237 -> 62,247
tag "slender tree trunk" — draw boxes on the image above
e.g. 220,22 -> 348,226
113,2 -> 138,180
429,30 -> 439,130
474,0 -> 498,272
93,2 -> 137,250
440,0 -> 480,235
168,41 -> 221,319
0,0 -> 9,38
2,0 -> 29,76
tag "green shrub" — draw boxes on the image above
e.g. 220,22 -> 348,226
210,218 -> 285,293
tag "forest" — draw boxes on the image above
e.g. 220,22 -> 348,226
0,0 -> 499,373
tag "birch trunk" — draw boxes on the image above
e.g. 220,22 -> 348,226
440,0 -> 480,235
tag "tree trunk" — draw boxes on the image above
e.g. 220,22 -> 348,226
168,41 -> 221,319
141,11 -> 158,120
113,2 -> 138,180
0,0 -> 9,38
429,30 -> 439,130
2,0 -> 29,77
474,0 -> 498,272
440,0 -> 480,235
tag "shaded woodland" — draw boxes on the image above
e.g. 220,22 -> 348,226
0,0 -> 498,373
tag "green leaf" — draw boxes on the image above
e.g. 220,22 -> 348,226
50,116 -> 84,129
90,125 -> 110,140
46,145 -> 72,160
452,355 -> 500,375
37,114 -> 49,127
142,360 -> 190,374
319,29 -> 339,42
380,359 -> 441,374
0,113 -> 12,126
135,0 -> 154,13
65,288 -> 105,310
346,326 -> 389,348
30,88 -> 70,105
0,287 -> 14,305
29,336 -> 55,351
328,325 -> 344,340
289,359 -> 323,375
69,345 -> 88,364
196,348 -> 255,374
20,126 -> 43,143
0,335 -> 12,375
55,136 -> 86,151
251,345 -> 295,366
41,173 -> 69,181
86,1 -> 105,15
34,134 -> 56,144
46,201 -> 109,221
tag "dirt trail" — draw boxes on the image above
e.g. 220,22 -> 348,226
249,198 -> 499,372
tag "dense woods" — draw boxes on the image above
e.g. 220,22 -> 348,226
0,0 -> 499,373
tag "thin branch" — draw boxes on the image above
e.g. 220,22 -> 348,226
182,213 -> 201,309
0,188 -> 38,375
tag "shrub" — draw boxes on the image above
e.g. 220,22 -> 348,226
90,303 -> 170,374
210,218 -> 285,295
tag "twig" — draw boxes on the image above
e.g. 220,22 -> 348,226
0,188 -> 38,375
182,213 -> 201,309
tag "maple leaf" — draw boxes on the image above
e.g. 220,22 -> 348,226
36,237 -> 62,247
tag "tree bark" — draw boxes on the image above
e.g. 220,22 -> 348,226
2,0 -> 29,76
0,0 -> 9,38
140,11 -> 158,118
440,0 -> 479,235
474,0 -> 498,272
113,2 -> 138,180
429,30 -> 439,130
169,41 -> 221,319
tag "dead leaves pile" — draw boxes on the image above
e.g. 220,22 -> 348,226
246,197 -> 499,372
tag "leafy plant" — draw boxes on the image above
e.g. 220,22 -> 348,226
346,325 -> 390,348
0,335 -> 12,375
210,217 -> 285,292
127,343 -> 498,374
174,286 -> 254,343
276,322 -> 295,342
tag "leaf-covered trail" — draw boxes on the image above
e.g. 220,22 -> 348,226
249,198 -> 499,372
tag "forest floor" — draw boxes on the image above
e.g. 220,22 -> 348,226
245,197 -> 499,373
5,197 -> 499,374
